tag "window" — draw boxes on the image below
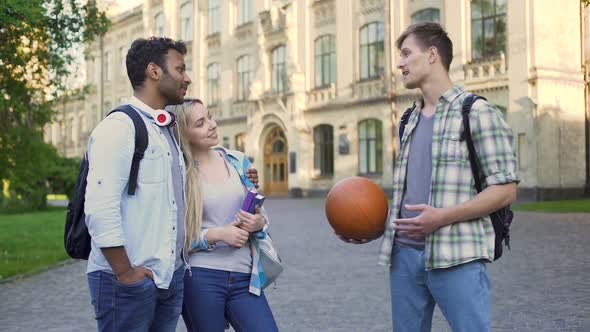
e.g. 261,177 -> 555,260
207,63 -> 220,106
236,55 -> 252,100
208,0 -> 221,35
103,101 -> 112,120
518,133 -> 527,170
272,45 -> 288,93
315,35 -> 336,88
358,119 -> 383,174
104,51 -> 111,81
119,46 -> 126,75
314,125 -> 334,176
155,12 -> 165,36
91,104 -> 98,127
52,122 -> 60,144
180,2 -> 193,41
237,0 -> 252,26
94,54 -> 100,82
235,133 -> 246,152
411,8 -> 440,23
72,116 -> 79,142
66,118 -> 73,143
185,52 -> 192,71
359,22 -> 384,80
471,0 -> 507,60
223,136 -> 230,149
80,114 -> 87,133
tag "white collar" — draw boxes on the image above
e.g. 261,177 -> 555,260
129,95 -> 158,114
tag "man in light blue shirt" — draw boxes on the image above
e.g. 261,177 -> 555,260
85,37 -> 191,331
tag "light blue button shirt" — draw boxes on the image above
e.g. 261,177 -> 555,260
84,96 -> 187,289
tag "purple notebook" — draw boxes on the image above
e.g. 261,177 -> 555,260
241,190 -> 266,214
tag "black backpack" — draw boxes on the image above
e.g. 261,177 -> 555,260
398,94 -> 513,261
64,105 -> 149,259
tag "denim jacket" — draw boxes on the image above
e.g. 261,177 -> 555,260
85,97 -> 187,289
193,147 -> 270,296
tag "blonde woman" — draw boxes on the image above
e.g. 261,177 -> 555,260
170,99 -> 278,332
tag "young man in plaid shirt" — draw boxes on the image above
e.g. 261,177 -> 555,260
341,23 -> 519,331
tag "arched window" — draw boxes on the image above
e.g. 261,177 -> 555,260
313,125 -> 334,176
411,8 -> 440,24
208,0 -> 220,35
315,35 -> 336,88
207,63 -> 220,106
358,119 -> 383,174
180,2 -> 193,41
154,12 -> 165,36
272,45 -> 288,93
236,55 -> 252,100
237,0 -> 252,26
471,0 -> 507,60
359,22 -> 384,80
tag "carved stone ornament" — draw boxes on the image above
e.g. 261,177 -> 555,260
313,0 -> 335,28
360,0 -> 383,16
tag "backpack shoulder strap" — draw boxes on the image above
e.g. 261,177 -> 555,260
107,105 -> 149,195
461,94 -> 487,193
398,103 -> 416,139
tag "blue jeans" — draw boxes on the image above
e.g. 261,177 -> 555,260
182,267 -> 278,332
389,245 -> 491,332
87,266 -> 185,332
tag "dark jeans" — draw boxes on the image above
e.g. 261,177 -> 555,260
182,267 -> 278,332
87,267 -> 185,332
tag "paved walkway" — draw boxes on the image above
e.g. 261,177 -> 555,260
1,199 -> 589,331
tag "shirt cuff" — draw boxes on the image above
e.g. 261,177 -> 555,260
92,231 -> 125,248
255,220 -> 269,239
191,229 -> 215,251
485,171 -> 520,186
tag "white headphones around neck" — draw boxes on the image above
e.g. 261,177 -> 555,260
149,109 -> 177,127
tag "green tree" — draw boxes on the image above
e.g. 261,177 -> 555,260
0,0 -> 109,210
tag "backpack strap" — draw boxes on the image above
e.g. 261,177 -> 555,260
398,102 -> 416,139
107,105 -> 149,195
460,94 -> 488,193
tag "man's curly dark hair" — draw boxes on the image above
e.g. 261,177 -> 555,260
126,37 -> 187,90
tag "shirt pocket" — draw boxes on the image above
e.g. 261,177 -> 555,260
138,145 -> 165,184
438,132 -> 467,162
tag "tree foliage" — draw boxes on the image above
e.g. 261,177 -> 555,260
0,0 -> 109,210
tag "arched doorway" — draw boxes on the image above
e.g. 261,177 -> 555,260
264,126 -> 288,195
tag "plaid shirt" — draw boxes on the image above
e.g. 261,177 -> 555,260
378,85 -> 519,270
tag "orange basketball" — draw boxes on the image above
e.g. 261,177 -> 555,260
325,177 -> 389,240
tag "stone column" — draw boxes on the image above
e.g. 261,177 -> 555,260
442,0 -> 469,83
142,0 -> 152,35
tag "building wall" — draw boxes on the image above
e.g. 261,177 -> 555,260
45,0 -> 590,199
45,93 -> 87,158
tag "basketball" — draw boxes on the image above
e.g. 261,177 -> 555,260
325,177 -> 389,240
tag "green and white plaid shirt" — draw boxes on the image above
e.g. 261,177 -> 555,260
378,85 -> 519,270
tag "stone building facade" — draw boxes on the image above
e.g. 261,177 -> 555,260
46,0 -> 590,200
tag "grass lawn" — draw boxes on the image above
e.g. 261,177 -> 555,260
513,198 -> 590,213
0,207 -> 69,280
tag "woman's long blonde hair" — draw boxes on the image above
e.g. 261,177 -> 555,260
168,99 -> 203,253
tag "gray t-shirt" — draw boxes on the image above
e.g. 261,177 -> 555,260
396,112 -> 435,248
188,155 -> 252,273
162,126 -> 186,269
